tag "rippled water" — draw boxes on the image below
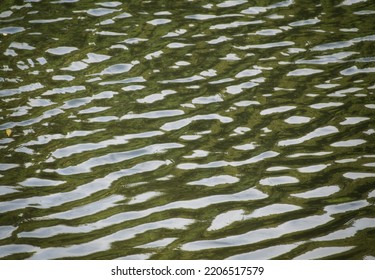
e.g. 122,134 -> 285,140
1,0 -> 375,260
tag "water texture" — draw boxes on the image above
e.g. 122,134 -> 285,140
0,0 -> 374,260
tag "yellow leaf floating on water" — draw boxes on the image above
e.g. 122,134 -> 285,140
5,129 -> 12,137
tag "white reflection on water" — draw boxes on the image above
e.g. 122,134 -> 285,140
297,164 -> 329,173
233,142 -> 257,151
310,102 -> 344,109
187,175 -> 239,187
121,109 -> 184,120
227,243 -> 301,260
287,68 -> 323,76
260,106 -> 295,115
46,46 -> 77,55
292,185 -> 340,199
324,200 -> 369,215
343,172 -> 375,179
147,19 -> 171,26
259,176 -> 299,186
278,126 -> 339,146
128,192 -> 163,205
178,151 -> 279,169
331,139 -> 366,147
116,254 -> 152,260
293,246 -> 355,260
0,226 -> 16,240
192,94 -> 223,104
19,178 -> 65,187
340,117 -> 369,125
284,116 -> 311,124
183,150 -> 209,159
161,114 -> 233,131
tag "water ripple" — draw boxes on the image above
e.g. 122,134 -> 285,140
0,0 -> 374,260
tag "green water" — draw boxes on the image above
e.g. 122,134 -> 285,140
0,0 -> 374,260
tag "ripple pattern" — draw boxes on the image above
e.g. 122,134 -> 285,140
0,0 -> 374,260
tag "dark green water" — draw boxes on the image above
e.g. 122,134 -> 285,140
0,0 -> 375,260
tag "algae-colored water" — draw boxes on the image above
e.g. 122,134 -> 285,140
0,0 -> 374,260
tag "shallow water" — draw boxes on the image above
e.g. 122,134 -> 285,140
0,0 -> 374,260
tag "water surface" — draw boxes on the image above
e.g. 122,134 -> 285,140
0,0 -> 375,260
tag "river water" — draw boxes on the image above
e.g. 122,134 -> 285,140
0,0 -> 375,260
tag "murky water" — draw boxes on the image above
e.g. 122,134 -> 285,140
0,0 -> 375,260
